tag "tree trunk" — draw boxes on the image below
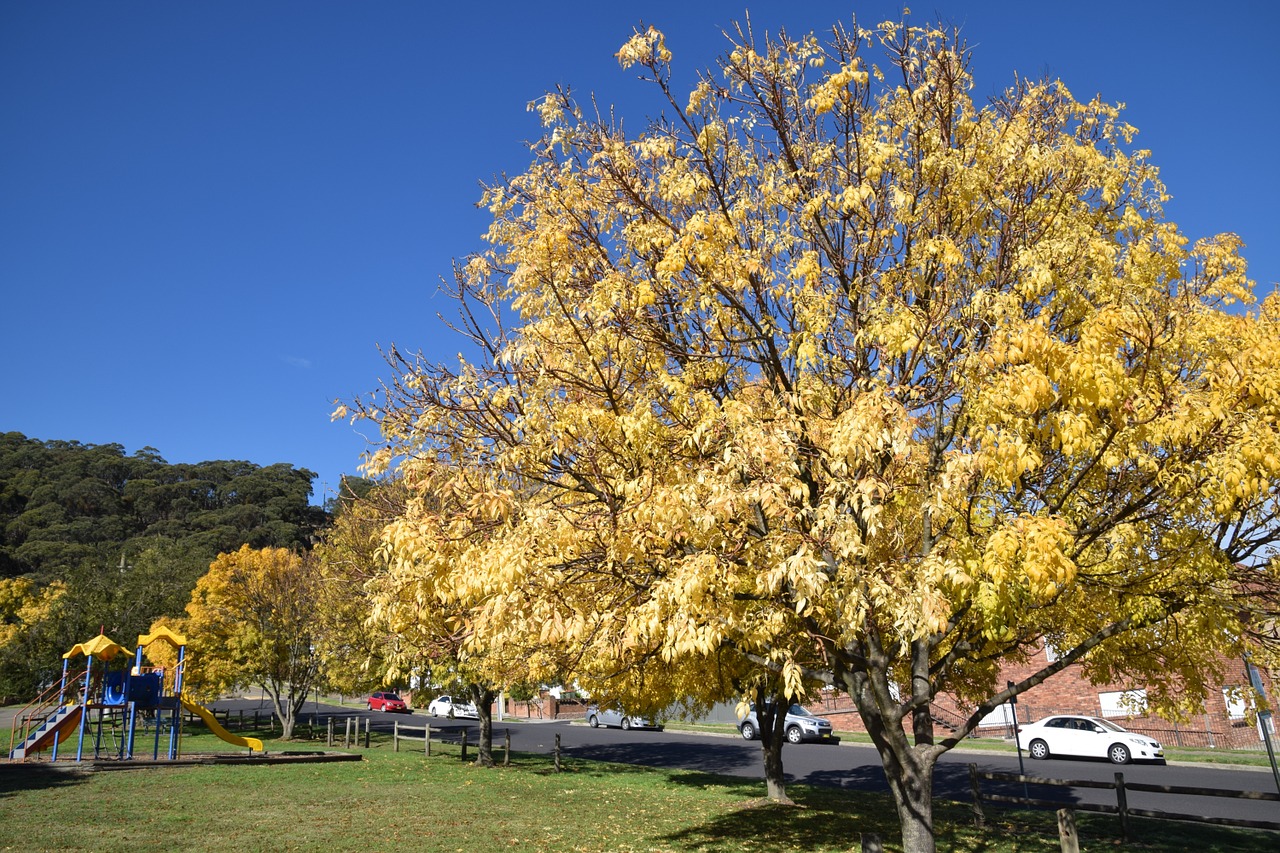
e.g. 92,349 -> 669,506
880,741 -> 937,853
846,674 -> 941,853
262,681 -> 306,739
755,684 -> 793,804
470,684 -> 496,767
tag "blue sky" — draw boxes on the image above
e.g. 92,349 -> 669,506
3,1 -> 1277,506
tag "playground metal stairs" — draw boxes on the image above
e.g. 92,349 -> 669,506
9,704 -> 80,760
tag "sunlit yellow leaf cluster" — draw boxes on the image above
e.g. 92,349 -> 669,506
346,14 -> 1280,786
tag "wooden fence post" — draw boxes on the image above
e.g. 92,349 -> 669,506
968,763 -> 985,829
394,721 -> 400,752
1114,772 -> 1130,842
860,833 -> 883,853
1057,808 -> 1079,853
504,729 -> 511,767
327,716 -> 333,747
426,723 -> 431,757
344,717 -> 352,748
554,733 -> 561,772
364,717 -> 370,748
461,728 -> 469,762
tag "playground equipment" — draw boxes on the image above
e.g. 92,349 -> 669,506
8,626 -> 263,762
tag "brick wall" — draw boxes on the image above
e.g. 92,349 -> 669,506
801,645 -> 1275,752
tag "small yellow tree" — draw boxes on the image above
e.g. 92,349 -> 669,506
180,545 -> 322,738
0,578 -> 67,702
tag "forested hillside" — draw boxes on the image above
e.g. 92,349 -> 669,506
0,431 -> 330,701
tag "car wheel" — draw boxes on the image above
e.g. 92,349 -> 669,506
1108,743 -> 1131,765
367,702 -> 373,711
1028,739 -> 1050,760
786,726 -> 803,744
621,718 -> 632,731
447,709 -> 455,719
589,715 -> 600,728
740,722 -> 756,740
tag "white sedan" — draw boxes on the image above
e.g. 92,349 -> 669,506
1017,715 -> 1164,765
426,694 -> 478,719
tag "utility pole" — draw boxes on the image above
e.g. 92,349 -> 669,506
1243,655 -> 1280,794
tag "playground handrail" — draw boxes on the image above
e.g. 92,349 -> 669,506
8,668 -> 88,760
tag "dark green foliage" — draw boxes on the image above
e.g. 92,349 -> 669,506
0,432 -> 327,581
0,431 -> 332,701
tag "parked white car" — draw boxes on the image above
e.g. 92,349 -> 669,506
585,705 -> 663,731
1017,715 -> 1164,765
739,703 -> 837,744
427,694 -> 478,719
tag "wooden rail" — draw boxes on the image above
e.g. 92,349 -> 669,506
968,764 -> 1280,838
393,721 -> 512,765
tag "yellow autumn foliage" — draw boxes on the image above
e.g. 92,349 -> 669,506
343,15 -> 1280,853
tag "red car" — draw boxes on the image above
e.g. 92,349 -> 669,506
367,691 -> 410,713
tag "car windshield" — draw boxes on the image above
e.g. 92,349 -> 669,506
788,705 -> 814,717
384,693 -> 401,701
1095,719 -> 1126,733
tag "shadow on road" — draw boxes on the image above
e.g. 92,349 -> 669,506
568,739 -> 760,777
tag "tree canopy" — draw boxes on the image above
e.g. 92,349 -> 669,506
0,431 -> 325,580
344,16 -> 1280,853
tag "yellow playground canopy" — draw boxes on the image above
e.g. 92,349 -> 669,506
62,632 -> 129,661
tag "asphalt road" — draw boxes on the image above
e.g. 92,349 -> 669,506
210,697 -> 1280,827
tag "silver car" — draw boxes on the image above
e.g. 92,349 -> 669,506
739,703 -> 837,744
585,705 -> 663,731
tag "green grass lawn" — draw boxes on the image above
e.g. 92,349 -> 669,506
1,727 -> 1276,853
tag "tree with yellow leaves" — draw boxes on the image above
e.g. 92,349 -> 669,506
310,480 -> 411,699
345,15 -> 1280,852
0,578 -> 67,702
177,545 -> 322,739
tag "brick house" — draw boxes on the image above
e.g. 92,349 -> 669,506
804,644 -> 1276,751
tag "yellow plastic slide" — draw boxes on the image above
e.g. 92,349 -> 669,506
180,698 -> 264,752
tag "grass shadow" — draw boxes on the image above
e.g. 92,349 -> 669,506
0,763 -> 90,798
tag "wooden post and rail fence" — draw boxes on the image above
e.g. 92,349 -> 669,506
968,763 -> 1280,847
176,709 -> 524,765
390,720 -> 515,766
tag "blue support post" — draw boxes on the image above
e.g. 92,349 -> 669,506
168,644 -> 186,759
51,657 -> 70,761
124,643 -> 146,760
125,701 -> 137,760
74,655 -> 93,761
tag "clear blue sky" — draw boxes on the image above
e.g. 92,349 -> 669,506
3,1 -> 1277,505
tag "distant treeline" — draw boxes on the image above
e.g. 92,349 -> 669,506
0,431 -> 327,580
0,431 -> 332,701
